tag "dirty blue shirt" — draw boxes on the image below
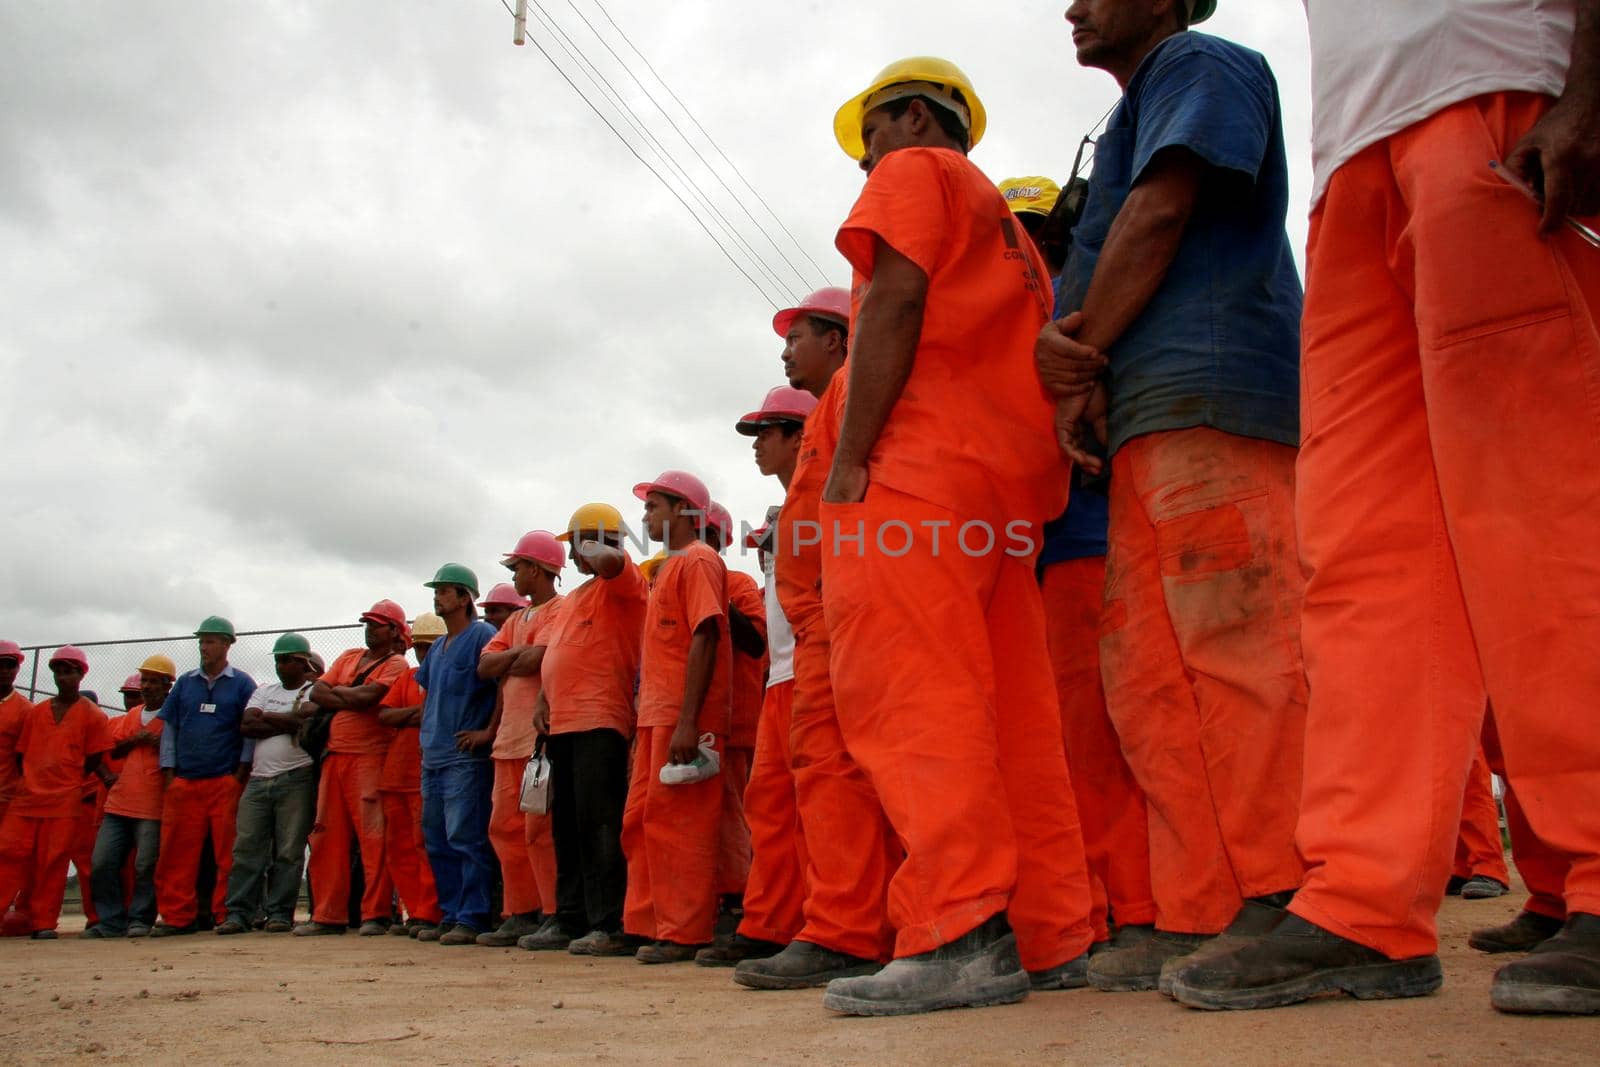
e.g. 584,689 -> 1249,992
1057,31 -> 1302,456
415,619 -> 498,771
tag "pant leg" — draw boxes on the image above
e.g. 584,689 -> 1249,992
382,790 -> 440,924
1453,748 -> 1509,884
308,756 -> 355,925
266,766 -> 315,923
72,796 -> 100,927
90,814 -> 137,933
621,728 -> 655,940
564,728 -> 629,934
0,813 -> 40,930
421,768 -> 462,927
441,760 -> 496,932
624,725 -> 723,945
716,747 -> 754,897
547,732 -> 588,933
490,757 -> 539,916
155,778 -> 209,927
524,808 -> 558,918
224,776 -> 274,924
128,818 -> 160,927
20,817 -> 76,932
738,681 -> 808,944
344,755 -> 391,922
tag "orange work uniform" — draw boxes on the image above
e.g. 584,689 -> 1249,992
1453,745 -> 1510,889
823,145 -> 1096,970
1289,92 -> 1600,957
621,540 -> 733,945
483,597 -> 563,920
378,668 -> 439,925
0,698 -> 112,932
307,649 -> 406,925
1482,709 -> 1567,922
0,689 -> 30,933
716,569 -> 765,897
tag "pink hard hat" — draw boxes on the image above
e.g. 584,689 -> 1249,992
120,673 -> 143,694
736,385 -> 819,436
0,640 -> 22,665
48,645 -> 89,673
478,583 -> 530,609
705,502 -> 734,550
772,286 -> 851,338
633,469 -> 712,513
501,530 -> 566,574
359,599 -> 408,630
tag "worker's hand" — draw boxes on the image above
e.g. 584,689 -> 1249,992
454,728 -> 494,753
1055,385 -> 1107,476
532,703 -> 550,738
233,765 -> 251,785
133,729 -> 159,747
1506,93 -> 1600,234
667,719 -> 700,765
1035,312 -> 1107,398
822,461 -> 869,505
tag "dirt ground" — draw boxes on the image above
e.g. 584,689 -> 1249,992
2,891 -> 1593,1066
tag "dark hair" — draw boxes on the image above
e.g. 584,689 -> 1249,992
806,314 -> 848,352
878,92 -> 970,152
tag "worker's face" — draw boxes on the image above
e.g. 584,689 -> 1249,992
0,658 -> 17,692
363,619 -> 395,653
483,603 -> 515,631
859,102 -> 924,174
122,689 -> 141,711
433,584 -> 469,619
50,663 -> 83,699
1065,0 -> 1165,72
508,558 -> 543,597
641,492 -> 678,543
274,653 -> 310,689
570,532 -> 599,576
415,640 -> 435,664
198,635 -> 230,673
753,423 -> 802,479
784,318 -> 845,396
139,671 -> 172,710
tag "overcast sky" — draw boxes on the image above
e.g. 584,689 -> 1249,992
0,1 -> 1312,659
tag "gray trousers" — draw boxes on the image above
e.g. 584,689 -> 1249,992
224,764 -> 315,924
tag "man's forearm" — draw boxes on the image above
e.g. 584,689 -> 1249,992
677,629 -> 717,727
834,241 -> 927,470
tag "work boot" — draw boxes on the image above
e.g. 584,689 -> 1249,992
1029,952 -> 1090,991
822,913 -> 1028,1017
214,918 -> 249,935
1444,875 -> 1469,896
1461,876 -> 1509,900
31,929 -> 58,940
127,923 -> 152,938
568,929 -> 631,956
477,912 -> 544,947
414,924 -> 443,942
1088,929 -> 1210,992
292,921 -> 345,937
1491,913 -> 1600,1015
438,924 -> 480,946
388,920 -> 413,937
1168,914 -> 1442,1011
81,925 -> 121,940
1160,896 -> 1292,998
695,933 -> 785,967
150,922 -> 199,938
635,940 -> 702,964
263,919 -> 294,934
517,916 -> 574,951
735,940 -> 882,990
1469,910 -> 1565,954
358,919 -> 391,937
1109,923 -> 1155,949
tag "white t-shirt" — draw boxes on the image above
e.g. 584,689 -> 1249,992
1305,0 -> 1574,205
762,552 -> 795,687
246,682 -> 315,778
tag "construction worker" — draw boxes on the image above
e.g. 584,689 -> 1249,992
152,617 -> 255,936
474,531 -> 566,947
416,564 -> 500,945
0,647 -> 114,938
1037,1 -> 1308,994
118,675 -> 142,714
621,469 -> 734,963
378,612 -> 444,938
521,504 -> 648,956
699,388 -> 816,969
997,176 -> 1068,276
84,655 -> 175,938
216,634 -> 319,935
1449,748 -> 1510,901
0,640 -> 33,935
1169,1 -> 1600,1015
734,289 -> 898,994
479,584 -> 529,632
811,56 -> 1099,1016
295,601 -> 408,936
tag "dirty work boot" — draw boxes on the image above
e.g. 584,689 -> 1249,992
438,924 -> 480,946
292,921 -> 345,937
1160,895 -> 1293,998
696,933 -> 785,967
1169,914 -> 1442,1011
1088,929 -> 1210,992
1469,910 -> 1565,954
214,918 -> 250,935
387,920 -> 413,937
822,913 -> 1028,1017
414,924 -> 443,942
358,919 -> 392,937
1110,923 -> 1156,949
568,929 -> 631,956
263,919 -> 294,934
517,916 -> 573,951
1491,913 -> 1600,1015
635,940 -> 702,964
1029,952 -> 1090,991
735,940 -> 881,990
1460,876 -> 1509,900
150,922 -> 199,938
477,911 -> 544,947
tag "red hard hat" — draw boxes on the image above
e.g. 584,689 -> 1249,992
478,583 -> 530,609
744,524 -> 769,550
773,286 -> 851,338
0,639 -> 22,665
633,469 -> 712,513
736,385 -> 819,436
360,599 -> 408,629
48,645 -> 89,673
706,502 -> 735,550
501,530 -> 566,574
120,673 -> 143,694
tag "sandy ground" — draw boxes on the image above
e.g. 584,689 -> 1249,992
2,891 -> 1594,1066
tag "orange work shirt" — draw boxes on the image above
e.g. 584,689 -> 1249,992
835,146 -> 1067,529
637,540 -> 733,736
484,595 -> 565,760
0,689 -> 31,807
10,698 -> 112,819
103,707 -> 166,822
379,668 -> 424,792
727,568 -> 768,749
776,376 -> 845,639
542,557 -> 649,739
324,649 -> 407,757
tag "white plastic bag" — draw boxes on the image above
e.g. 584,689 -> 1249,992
658,732 -> 721,786
519,744 -> 552,814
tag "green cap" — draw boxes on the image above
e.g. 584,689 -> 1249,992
271,632 -> 312,657
1188,0 -> 1215,22
425,562 -> 480,599
194,615 -> 237,641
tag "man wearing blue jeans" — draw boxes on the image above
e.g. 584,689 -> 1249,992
416,564 -> 499,946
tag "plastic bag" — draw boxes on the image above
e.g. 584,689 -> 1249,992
519,741 -> 552,814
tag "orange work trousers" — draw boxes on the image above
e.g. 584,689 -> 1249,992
1453,747 -> 1509,886
489,757 -> 557,917
821,486 -> 1096,971
1481,710 -> 1568,921
1100,426 -> 1307,935
621,725 -> 723,944
308,753 -> 392,925
0,812 -> 77,932
155,776 -> 241,928
790,626 -> 897,961
737,681 -> 806,944
715,746 -> 753,897
380,790 -> 440,924
1290,92 -> 1600,958
1041,556 -> 1155,941
71,791 -> 104,927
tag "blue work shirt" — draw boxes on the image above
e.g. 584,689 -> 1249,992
416,619 -> 498,771
158,664 -> 256,780
1057,31 -> 1302,456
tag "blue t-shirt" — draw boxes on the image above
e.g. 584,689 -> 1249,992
415,619 -> 497,770
158,665 -> 256,780
1057,31 -> 1302,456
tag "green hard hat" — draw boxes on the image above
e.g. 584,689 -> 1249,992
194,615 -> 237,641
425,562 -> 480,598
1188,0 -> 1216,23
271,632 -> 312,657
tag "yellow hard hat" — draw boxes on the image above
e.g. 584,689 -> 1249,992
998,176 -> 1062,217
137,653 -> 177,679
410,612 -> 447,643
639,549 -> 668,583
556,502 -> 628,542
834,56 -> 987,161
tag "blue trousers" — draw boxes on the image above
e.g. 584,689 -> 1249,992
90,813 -> 161,933
421,760 -> 495,932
